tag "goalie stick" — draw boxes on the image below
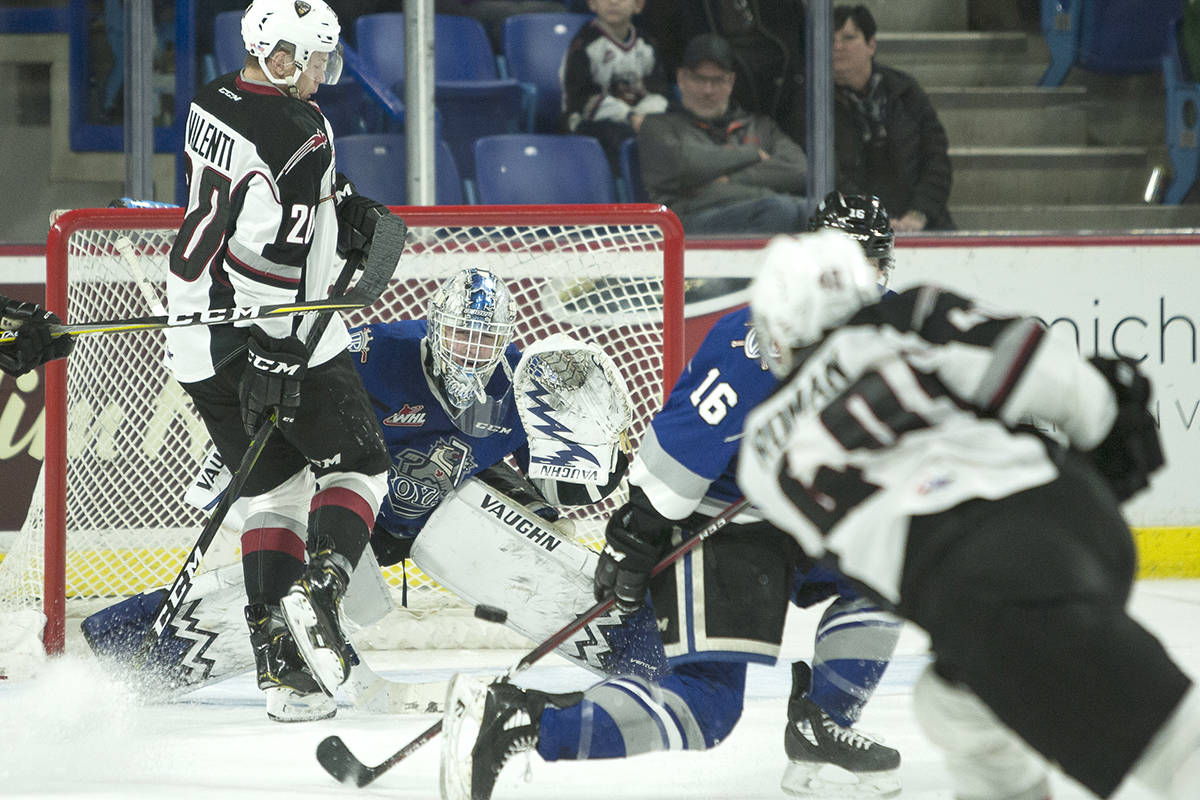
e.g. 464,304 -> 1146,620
134,215 -> 407,661
315,495 -> 752,788
0,216 -> 407,345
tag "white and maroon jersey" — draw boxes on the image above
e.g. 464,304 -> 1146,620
165,71 -> 348,383
738,286 -> 1118,602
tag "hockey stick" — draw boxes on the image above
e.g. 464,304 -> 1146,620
0,218 -> 407,344
134,216 -> 407,660
315,496 -> 752,788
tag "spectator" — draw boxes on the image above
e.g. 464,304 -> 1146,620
784,5 -> 954,231
638,33 -> 808,234
562,0 -> 671,173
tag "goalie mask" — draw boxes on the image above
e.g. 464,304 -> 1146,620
749,230 -> 880,378
241,0 -> 344,93
809,191 -> 895,281
427,268 -> 517,413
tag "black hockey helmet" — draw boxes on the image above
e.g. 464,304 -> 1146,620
808,192 -> 895,278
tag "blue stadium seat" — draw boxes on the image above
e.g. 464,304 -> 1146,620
213,10 -> 245,77
355,13 -> 501,86
1164,16 -> 1200,204
1040,0 -> 1185,87
336,133 -> 465,205
502,13 -> 593,132
435,81 -> 531,181
618,137 -> 648,202
473,134 -> 616,204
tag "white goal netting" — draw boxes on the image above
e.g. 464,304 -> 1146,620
0,205 -> 683,662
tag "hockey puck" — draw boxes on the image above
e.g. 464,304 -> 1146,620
474,604 -> 508,624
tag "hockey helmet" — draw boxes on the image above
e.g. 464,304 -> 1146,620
427,268 -> 517,409
749,230 -> 880,378
809,191 -> 895,279
241,0 -> 343,90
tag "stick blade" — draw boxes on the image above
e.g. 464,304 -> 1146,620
316,735 -> 377,788
343,214 -> 408,307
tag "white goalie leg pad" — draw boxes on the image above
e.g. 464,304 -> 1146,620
413,477 -> 623,674
341,545 -> 395,630
912,665 -> 1049,800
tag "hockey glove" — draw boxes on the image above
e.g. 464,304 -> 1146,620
239,328 -> 308,434
594,485 -> 672,613
1086,356 -> 1164,502
0,299 -> 74,377
335,174 -> 390,259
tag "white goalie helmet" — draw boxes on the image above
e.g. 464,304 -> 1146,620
241,0 -> 343,90
749,229 -> 881,378
427,268 -> 517,409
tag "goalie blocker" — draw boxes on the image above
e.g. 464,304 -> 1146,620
82,476 -> 667,697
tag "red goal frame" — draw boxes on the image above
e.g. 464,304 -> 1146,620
40,203 -> 685,652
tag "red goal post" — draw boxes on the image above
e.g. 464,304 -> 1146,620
19,204 -> 684,654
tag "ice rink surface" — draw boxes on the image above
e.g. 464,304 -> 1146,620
2,580 -> 1198,800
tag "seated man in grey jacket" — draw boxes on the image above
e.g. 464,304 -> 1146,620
638,33 -> 808,235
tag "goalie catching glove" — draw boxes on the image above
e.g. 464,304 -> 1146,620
0,298 -> 74,377
514,333 -> 633,487
240,327 -> 307,434
334,173 -> 390,259
594,485 -> 674,613
1086,356 -> 1164,502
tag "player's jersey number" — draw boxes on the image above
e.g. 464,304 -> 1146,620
171,168 -> 232,281
689,368 -> 738,425
775,368 -> 931,534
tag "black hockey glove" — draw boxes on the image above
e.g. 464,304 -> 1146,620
1086,356 -> 1164,502
594,485 -> 673,613
334,174 -> 390,259
239,327 -> 308,434
0,298 -> 74,377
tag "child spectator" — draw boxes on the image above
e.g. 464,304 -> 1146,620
562,0 -> 671,171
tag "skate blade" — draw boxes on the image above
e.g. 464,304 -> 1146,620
280,591 -> 346,697
439,674 -> 488,800
265,686 -> 337,722
781,761 -> 901,799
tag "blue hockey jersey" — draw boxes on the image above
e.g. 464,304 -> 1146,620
349,319 -> 526,539
630,306 -> 774,520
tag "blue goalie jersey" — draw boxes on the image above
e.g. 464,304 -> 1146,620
630,306 -> 775,520
348,319 -> 526,539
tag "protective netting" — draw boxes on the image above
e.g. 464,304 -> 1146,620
0,206 -> 682,655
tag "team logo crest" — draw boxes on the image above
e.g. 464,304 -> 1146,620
732,325 -> 772,371
387,438 -> 474,519
383,404 -> 427,427
295,1 -> 312,17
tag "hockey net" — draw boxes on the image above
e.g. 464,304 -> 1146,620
0,204 -> 683,663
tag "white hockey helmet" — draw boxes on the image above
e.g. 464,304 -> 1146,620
427,268 -> 517,409
749,229 -> 881,377
241,0 -> 343,90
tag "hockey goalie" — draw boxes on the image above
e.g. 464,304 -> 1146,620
82,268 -> 666,721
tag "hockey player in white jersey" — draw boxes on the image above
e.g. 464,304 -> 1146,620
165,0 -> 395,720
734,230 -> 1196,799
443,195 -> 906,800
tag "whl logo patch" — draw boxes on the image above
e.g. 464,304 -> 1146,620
384,404 -> 427,427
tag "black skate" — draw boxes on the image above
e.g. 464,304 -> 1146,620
244,603 -> 336,722
280,550 -> 353,697
782,661 -> 901,798
441,674 -> 578,800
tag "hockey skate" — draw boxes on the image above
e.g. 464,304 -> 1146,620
441,675 -> 558,800
782,662 -> 901,798
280,550 -> 353,696
245,603 -> 336,722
